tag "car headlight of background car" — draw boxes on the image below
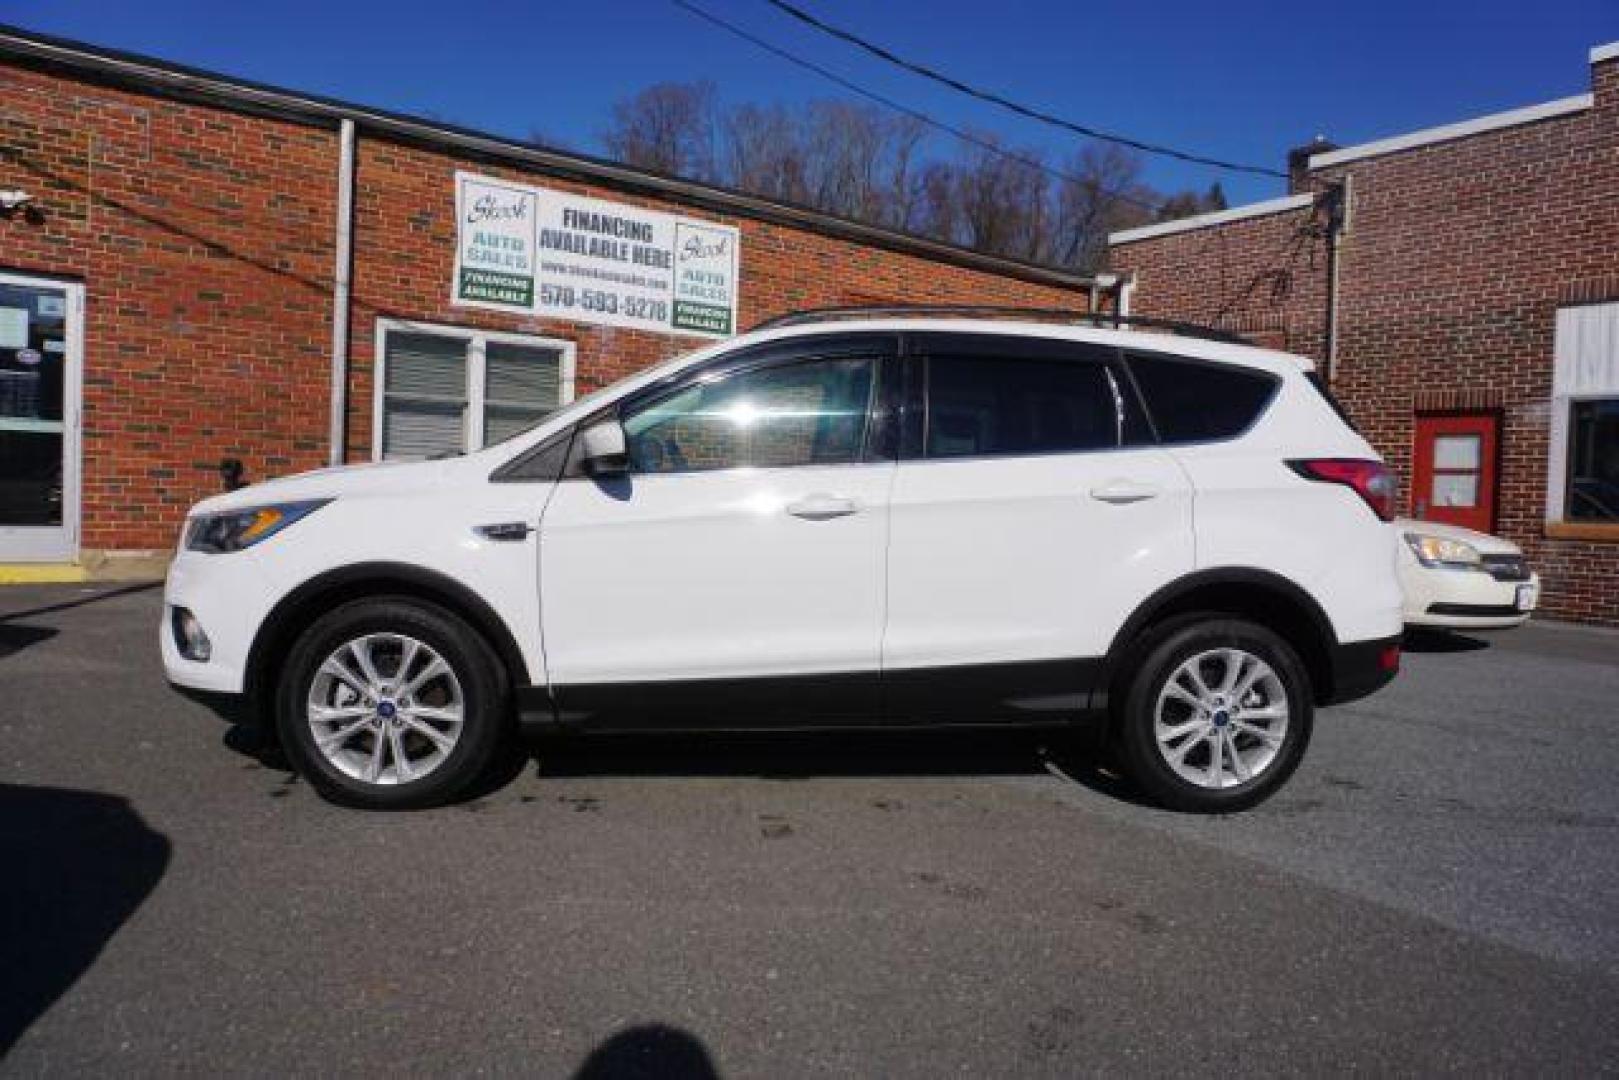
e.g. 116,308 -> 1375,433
1403,531 -> 1484,570
185,499 -> 331,554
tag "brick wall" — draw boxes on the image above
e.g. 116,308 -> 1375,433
1111,202 -> 1329,357
1113,52 -> 1619,626
1,59 -> 1089,555
1,64 -> 338,550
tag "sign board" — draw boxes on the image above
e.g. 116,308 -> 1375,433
452,172 -> 740,338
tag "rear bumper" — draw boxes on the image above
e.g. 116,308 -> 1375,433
1323,634 -> 1401,706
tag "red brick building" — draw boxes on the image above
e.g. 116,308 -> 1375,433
0,26 -> 1108,575
1111,42 -> 1619,625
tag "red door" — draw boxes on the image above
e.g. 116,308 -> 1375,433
1411,413 -> 1498,533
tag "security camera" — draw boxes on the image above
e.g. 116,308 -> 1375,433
0,190 -> 34,211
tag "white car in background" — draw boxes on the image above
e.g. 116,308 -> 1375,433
1398,519 -> 1540,629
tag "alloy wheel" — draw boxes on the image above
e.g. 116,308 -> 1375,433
1152,647 -> 1289,790
305,633 -> 465,786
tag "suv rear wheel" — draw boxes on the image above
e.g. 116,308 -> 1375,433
277,598 -> 507,809
1115,618 -> 1312,812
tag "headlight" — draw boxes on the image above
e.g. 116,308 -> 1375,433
1403,531 -> 1483,569
185,499 -> 331,554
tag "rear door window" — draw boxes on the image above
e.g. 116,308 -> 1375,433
1127,353 -> 1278,443
923,349 -> 1138,459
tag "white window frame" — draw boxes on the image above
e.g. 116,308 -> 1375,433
1547,303 -> 1619,524
0,270 -> 85,562
372,318 -> 576,462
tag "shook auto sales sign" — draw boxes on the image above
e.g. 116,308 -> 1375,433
452,171 -> 741,338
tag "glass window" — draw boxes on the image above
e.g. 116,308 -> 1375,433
1432,472 -> 1478,508
926,355 -> 1119,458
1433,435 -> 1480,470
623,357 -> 874,474
1568,399 -> 1619,522
1129,353 -> 1278,443
485,342 -> 562,445
378,324 -> 569,460
0,281 -> 68,527
382,332 -> 467,460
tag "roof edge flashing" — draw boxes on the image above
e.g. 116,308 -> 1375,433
1308,93 -> 1594,170
1107,193 -> 1316,246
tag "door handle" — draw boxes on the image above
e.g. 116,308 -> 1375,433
786,494 -> 860,520
1090,481 -> 1161,505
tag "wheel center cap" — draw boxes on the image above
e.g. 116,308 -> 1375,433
376,700 -> 398,720
1211,709 -> 1231,728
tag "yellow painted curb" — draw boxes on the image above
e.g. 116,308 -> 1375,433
0,564 -> 91,585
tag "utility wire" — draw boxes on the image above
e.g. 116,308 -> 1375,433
671,0 -> 1165,215
761,0 -> 1289,180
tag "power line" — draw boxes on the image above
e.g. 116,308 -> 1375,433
761,0 -> 1289,180
670,0 -> 1165,216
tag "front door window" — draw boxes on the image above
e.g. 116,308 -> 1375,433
0,275 -> 78,561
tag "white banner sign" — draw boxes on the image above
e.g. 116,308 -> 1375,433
452,172 -> 741,338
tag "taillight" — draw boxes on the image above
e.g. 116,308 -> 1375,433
1287,458 -> 1396,521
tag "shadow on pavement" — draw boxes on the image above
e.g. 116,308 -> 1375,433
529,726 -> 1089,781
212,712 -> 1140,803
1402,627 -> 1492,654
0,581 -> 160,624
0,784 -> 170,1055
0,623 -> 57,661
574,1023 -> 720,1080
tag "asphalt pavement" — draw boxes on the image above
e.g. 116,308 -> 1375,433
2,583 -> 1616,1076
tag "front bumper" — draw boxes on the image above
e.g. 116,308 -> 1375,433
160,547 -> 281,694
1402,568 -> 1540,629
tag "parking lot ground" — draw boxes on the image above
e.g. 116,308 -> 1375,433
3,583 -> 1617,1075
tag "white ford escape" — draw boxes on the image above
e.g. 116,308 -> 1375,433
163,310 -> 1403,812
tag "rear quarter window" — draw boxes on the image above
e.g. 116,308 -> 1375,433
1127,353 -> 1279,443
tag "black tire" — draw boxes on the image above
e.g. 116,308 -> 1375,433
1114,618 -> 1313,813
276,597 -> 508,809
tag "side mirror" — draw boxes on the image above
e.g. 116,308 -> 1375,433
578,419 -> 629,477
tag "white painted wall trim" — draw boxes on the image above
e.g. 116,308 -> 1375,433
1546,302 -> 1619,523
1309,94 -> 1593,170
1592,41 -> 1619,64
1107,193 -> 1316,246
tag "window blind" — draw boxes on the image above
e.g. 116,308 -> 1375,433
484,342 -> 561,445
383,332 -> 467,459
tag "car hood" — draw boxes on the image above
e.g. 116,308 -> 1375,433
1394,517 -> 1522,556
186,457 -> 466,516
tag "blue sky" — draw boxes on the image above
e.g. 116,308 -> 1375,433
4,0 -> 1614,205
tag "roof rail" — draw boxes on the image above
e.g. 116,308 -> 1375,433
749,305 -> 1251,345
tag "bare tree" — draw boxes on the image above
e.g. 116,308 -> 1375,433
601,81 -> 719,181
799,102 -> 891,221
883,115 -> 930,232
1051,144 -> 1156,271
725,103 -> 809,204
592,83 -> 1232,273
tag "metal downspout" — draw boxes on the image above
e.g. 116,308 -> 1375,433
328,119 -> 356,466
1322,178 -> 1349,384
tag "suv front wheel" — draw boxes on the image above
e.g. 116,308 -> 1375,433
1115,618 -> 1313,812
277,598 -> 507,809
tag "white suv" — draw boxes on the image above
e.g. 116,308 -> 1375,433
162,311 -> 1403,812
